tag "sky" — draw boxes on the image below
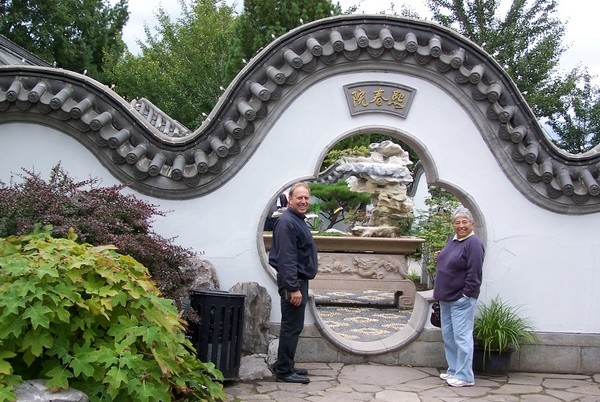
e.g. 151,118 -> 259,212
117,0 -> 600,82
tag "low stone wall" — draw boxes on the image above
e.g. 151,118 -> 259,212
269,310 -> 600,375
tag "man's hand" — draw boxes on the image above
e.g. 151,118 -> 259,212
289,290 -> 302,307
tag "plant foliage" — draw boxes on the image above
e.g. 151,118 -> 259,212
421,0 -> 600,152
0,165 -> 195,305
309,182 -> 370,231
411,187 -> 459,285
225,0 -> 342,83
474,296 -> 536,359
546,71 -> 600,153
108,0 -> 236,129
0,228 -> 225,401
0,0 -> 128,82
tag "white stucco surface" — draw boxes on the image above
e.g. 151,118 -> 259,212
2,70 -> 599,333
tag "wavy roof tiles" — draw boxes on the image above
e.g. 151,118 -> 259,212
0,16 -> 599,213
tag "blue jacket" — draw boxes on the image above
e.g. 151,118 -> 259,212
268,208 -> 318,291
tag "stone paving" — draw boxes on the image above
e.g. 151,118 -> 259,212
223,362 -> 600,401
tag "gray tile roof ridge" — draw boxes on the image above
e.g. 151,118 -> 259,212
0,16 -> 598,213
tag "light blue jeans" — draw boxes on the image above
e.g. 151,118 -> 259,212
440,296 -> 477,382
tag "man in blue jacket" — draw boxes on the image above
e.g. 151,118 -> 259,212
269,182 -> 318,384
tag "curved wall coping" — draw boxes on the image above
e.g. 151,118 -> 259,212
1,15 -> 599,212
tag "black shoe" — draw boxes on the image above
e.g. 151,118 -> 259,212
294,368 -> 308,376
276,373 -> 310,384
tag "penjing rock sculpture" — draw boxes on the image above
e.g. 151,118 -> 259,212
336,140 -> 414,237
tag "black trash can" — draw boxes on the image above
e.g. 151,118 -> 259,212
189,290 -> 245,381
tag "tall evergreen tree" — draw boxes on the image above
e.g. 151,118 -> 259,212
108,0 -> 236,129
426,0 -> 565,115
423,0 -> 600,152
225,0 -> 342,82
546,71 -> 600,153
0,0 -> 128,82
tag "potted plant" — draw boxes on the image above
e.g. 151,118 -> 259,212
473,296 -> 536,375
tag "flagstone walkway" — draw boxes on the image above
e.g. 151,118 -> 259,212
224,362 -> 600,401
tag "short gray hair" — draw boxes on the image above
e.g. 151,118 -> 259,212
452,206 -> 474,223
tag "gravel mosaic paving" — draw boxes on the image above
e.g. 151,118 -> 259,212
314,290 -> 412,342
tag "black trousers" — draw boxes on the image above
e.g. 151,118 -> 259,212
276,278 -> 309,376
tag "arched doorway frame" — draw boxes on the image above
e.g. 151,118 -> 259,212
257,123 -> 487,354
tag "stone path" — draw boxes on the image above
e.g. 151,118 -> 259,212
224,362 -> 600,401
314,290 -> 412,342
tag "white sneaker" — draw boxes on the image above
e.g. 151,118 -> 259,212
439,372 -> 453,380
447,378 -> 475,387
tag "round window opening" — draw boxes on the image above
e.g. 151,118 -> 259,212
258,133 -> 467,354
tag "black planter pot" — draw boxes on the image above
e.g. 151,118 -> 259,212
472,347 -> 513,375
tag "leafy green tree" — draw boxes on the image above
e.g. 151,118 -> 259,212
108,0 -> 236,128
425,0 -> 567,115
225,0 -> 342,82
309,182 -> 370,231
421,0 -> 600,152
546,71 -> 600,153
0,0 -> 128,82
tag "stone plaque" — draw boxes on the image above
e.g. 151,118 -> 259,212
344,81 -> 416,118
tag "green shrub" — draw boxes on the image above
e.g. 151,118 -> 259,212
0,165 -> 196,304
0,228 -> 225,402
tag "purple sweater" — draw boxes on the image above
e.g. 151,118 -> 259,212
433,234 -> 484,301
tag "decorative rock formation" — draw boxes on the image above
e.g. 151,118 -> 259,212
176,257 -> 220,314
336,140 -> 414,237
229,282 -> 272,355
237,355 -> 273,381
15,380 -> 88,402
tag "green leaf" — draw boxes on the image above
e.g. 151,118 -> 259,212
151,347 -> 179,376
0,317 -> 27,339
110,291 -> 128,308
0,384 -> 17,402
52,306 -> 71,323
104,366 -> 128,397
20,329 -> 53,357
15,281 -> 37,299
134,379 -> 171,401
88,347 -> 118,368
51,282 -> 82,305
70,355 -> 95,378
0,297 -> 22,318
36,262 -> 60,279
45,365 -> 73,390
118,353 -> 143,371
0,360 -> 13,375
21,301 -> 53,329
140,326 -> 162,345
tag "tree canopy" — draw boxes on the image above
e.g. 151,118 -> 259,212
546,71 -> 600,153
107,0 -> 236,129
423,0 -> 600,152
224,0 -> 342,82
309,181 -> 371,231
0,0 -> 128,82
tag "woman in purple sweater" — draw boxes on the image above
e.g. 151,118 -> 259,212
433,207 -> 484,387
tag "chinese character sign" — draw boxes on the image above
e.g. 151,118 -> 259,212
344,82 -> 416,118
